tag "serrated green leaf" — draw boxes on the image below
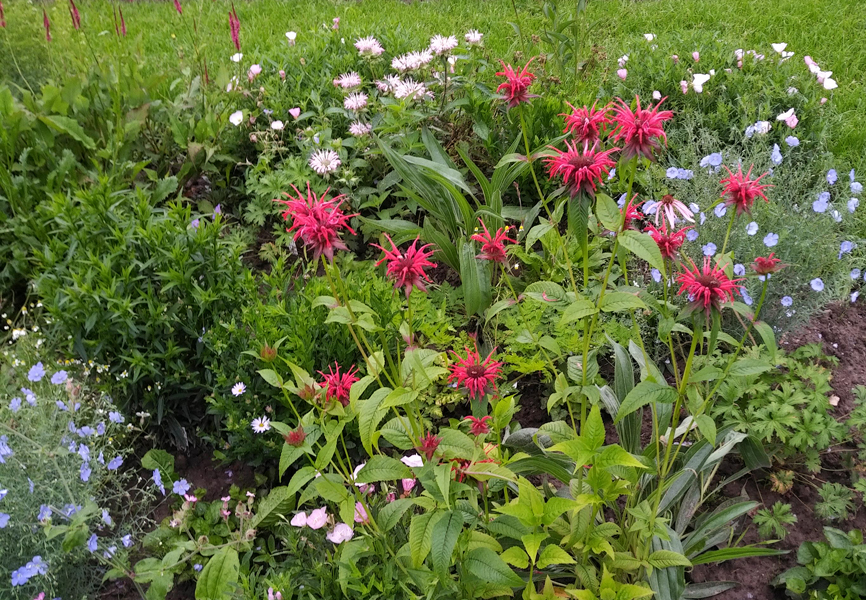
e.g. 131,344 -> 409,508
465,547 -> 525,587
600,292 -> 646,313
377,498 -> 415,532
647,549 -> 692,568
195,547 -> 239,599
596,193 -> 621,232
537,544 -> 576,568
728,358 -> 773,377
616,381 -> 678,423
431,510 -> 464,576
619,229 -> 665,272
500,546 -> 530,569
355,455 -> 413,483
560,296 -> 598,326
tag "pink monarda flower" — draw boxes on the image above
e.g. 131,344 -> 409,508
621,196 -> 643,230
677,257 -> 742,315
561,101 -> 611,145
333,72 -> 362,89
465,415 -> 492,436
0,0 -> 5,29
495,58 -> 536,108
173,0 -> 183,15
372,235 -> 436,297
68,0 -> 81,31
318,363 -> 359,406
653,194 -> 694,229
343,92 -> 368,112
720,165 -> 772,216
309,149 -> 341,175
416,432 -> 441,461
349,121 -> 372,136
429,34 -> 458,55
610,95 -> 674,162
274,182 -> 356,261
354,36 -> 384,57
751,253 -> 787,276
645,222 -> 689,259
448,347 -> 503,400
229,4 -> 241,52
470,219 -> 515,263
119,7 -> 126,37
545,140 -> 618,197
43,9 -> 51,41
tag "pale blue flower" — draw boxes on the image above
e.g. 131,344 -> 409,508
832,209 -> 842,223
770,144 -> 783,166
650,269 -> 662,283
741,288 -> 753,306
38,505 -> 51,521
172,479 -> 191,496
666,167 -> 679,178
27,362 -> 45,382
813,192 -> 830,213
746,221 -> 759,235
107,456 -> 123,471
9,397 -> 21,412
102,509 -> 112,526
849,198 -> 859,213
21,388 -> 36,406
785,136 -> 799,147
88,533 -> 98,553
810,278 -> 825,292
853,181 -> 863,195
851,269 -> 861,280
689,202 -> 700,213
827,169 -> 838,185
0,513 -> 9,528
103,545 -> 117,559
852,291 -> 860,303
763,232 -> 779,247
108,411 -> 124,424
700,152 -> 723,169
122,534 -> 133,548
28,479 -> 33,494
734,264 -> 746,277
0,436 -> 13,464
153,470 -> 165,495
839,241 -> 854,259
0,489 -> 6,501
80,462 -> 91,482
190,218 -> 201,230
607,168 -> 616,181
194,564 -> 203,572
700,211 -> 707,224
96,422 -> 105,436
781,296 -> 793,307
617,193 -> 627,208
77,443 -> 90,462
714,203 -> 727,217
678,168 -> 694,180
97,452 -> 104,465
56,400 -> 67,411
702,243 -> 717,256
50,370 -> 68,385
686,229 -> 699,242
78,426 -> 94,437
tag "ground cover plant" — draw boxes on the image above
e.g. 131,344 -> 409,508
2,1 -> 866,599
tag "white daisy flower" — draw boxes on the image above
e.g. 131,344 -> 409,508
251,416 -> 271,433
232,382 -> 246,396
309,149 -> 341,175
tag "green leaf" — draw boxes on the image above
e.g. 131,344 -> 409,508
358,388 -> 391,455
141,449 -> 176,478
251,486 -> 295,528
38,115 -> 96,149
616,381 -> 678,423
584,404 -> 605,451
500,546 -> 530,569
560,296 -> 598,326
195,547 -> 239,600
436,429 -> 476,460
522,532 -> 549,561
526,222 -> 554,251
285,466 -> 317,497
822,527 -> 853,550
465,547 -> 525,588
753,321 -> 777,362
618,230 -> 665,272
689,366 -> 723,383
537,544 -> 576,569
524,281 -> 567,303
378,498 -> 415,532
596,193 -> 621,232
647,550 -> 692,569
728,358 -> 773,377
258,369 -> 284,389
355,455 -> 413,483
595,445 -> 647,470
485,298 -> 517,323
600,292 -> 646,313
689,546 -> 784,565
409,511 -> 442,568
695,415 -> 716,446
431,510 -> 464,576
460,239 -> 492,316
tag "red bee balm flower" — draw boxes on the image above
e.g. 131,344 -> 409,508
417,432 -> 441,461
751,253 -> 786,275
68,0 -> 81,30
173,0 -> 183,15
546,140 -> 619,197
275,182 -> 357,262
284,426 -> 306,447
229,4 -> 241,52
471,219 -> 515,263
495,59 -> 536,108
373,235 -> 436,297
720,165 -> 772,216
448,347 -> 503,400
561,101 -> 611,145
611,96 -> 673,162
677,257 -> 742,314
621,196 -> 643,230
43,9 -> 51,41
0,0 -> 5,29
465,415 -> 492,436
645,223 -> 689,260
318,363 -> 359,406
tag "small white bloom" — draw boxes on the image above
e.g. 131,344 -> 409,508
771,42 -> 787,53
230,53 -> 243,63
401,454 -> 424,468
271,120 -> 284,131
309,149 -> 341,175
232,382 -> 246,396
251,416 -> 271,433
429,34 -> 458,55
465,29 -> 483,45
344,92 -> 368,112
643,33 -> 656,42
692,73 -> 711,93
286,31 -> 297,45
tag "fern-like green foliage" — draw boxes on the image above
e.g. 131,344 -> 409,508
815,483 -> 855,522
753,502 -> 798,540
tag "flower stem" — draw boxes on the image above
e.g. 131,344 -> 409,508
720,208 -> 736,256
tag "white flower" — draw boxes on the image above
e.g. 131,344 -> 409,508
309,149 -> 341,175
226,76 -> 239,92
643,33 -> 656,41
355,36 -> 384,57
271,121 -> 284,131
349,121 -> 372,136
692,73 -> 711,93
232,382 -> 246,396
392,50 -> 433,71
617,54 -> 629,68
376,75 -> 401,93
401,454 -> 423,468
332,72 -> 362,89
394,78 -> 432,101
286,31 -> 297,45
822,76 -> 838,90
652,90 -> 661,100
465,29 -> 483,44
771,42 -> 787,53
230,53 -> 243,63
343,92 -> 368,111
290,512 -> 307,527
251,416 -> 271,433
429,34 -> 458,55
326,523 -> 354,544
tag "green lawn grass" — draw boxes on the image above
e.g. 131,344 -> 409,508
3,0 -> 864,169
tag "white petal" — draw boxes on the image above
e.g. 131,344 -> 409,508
776,108 -> 795,120
771,42 -> 787,53
823,77 -> 838,90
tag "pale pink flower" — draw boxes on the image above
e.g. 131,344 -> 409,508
355,36 -> 384,57
353,502 -> 369,524
386,492 -> 396,502
680,80 -> 689,95
692,51 -> 700,62
279,70 -> 286,80
671,54 -> 679,63
376,75 -> 401,93
247,64 -> 262,82
652,90 -> 661,100
776,108 -> 798,129
349,121 -> 372,136
465,29 -> 483,45
344,92 -> 368,111
309,149 -> 341,175
306,507 -> 328,529
289,107 -> 301,119
326,522 -> 353,544
402,478 -> 416,493
332,17 -> 339,30
394,78 -> 432,102
290,512 -> 307,527
429,34 -> 458,55
333,72 -> 362,89
401,454 -> 423,468
616,68 -> 627,80
821,97 -> 828,104
617,54 -> 628,68
653,194 -> 695,229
